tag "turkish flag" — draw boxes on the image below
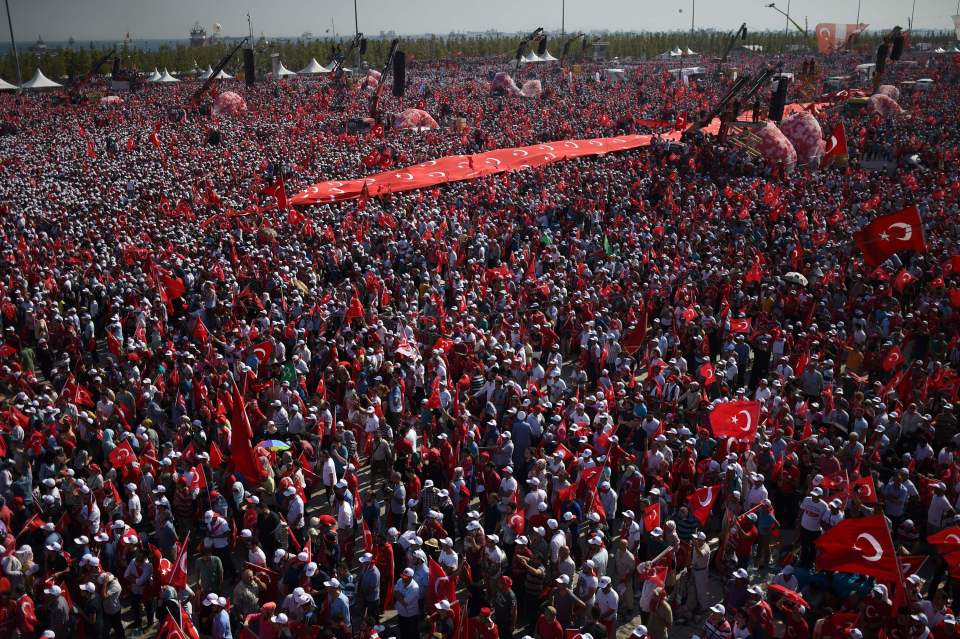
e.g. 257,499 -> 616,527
209,442 -> 224,468
687,484 -> 721,525
261,174 -> 289,210
165,533 -> 190,589
161,274 -> 187,300
943,255 -> 960,275
928,525 -> 960,549
897,555 -> 928,577
251,340 -> 273,365
823,122 -> 848,161
709,400 -> 761,440
850,475 -> 877,504
427,557 -> 456,608
106,331 -> 122,357
729,318 -> 752,334
109,440 -> 137,469
643,502 -> 661,533
882,346 -> 903,372
231,376 -> 267,481
853,205 -> 926,267
893,269 -> 917,291
814,514 -> 900,581
193,318 -> 209,344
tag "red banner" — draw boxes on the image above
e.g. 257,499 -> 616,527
291,103 -> 818,206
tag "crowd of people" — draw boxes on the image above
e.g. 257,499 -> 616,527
0,43 -> 957,639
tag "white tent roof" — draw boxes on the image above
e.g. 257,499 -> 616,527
158,68 -> 180,83
670,47 -> 683,56
934,47 -> 947,53
684,47 -> 697,55
0,77 -> 17,91
145,68 -> 162,82
213,69 -> 233,79
276,62 -> 296,77
198,65 -> 213,80
539,50 -> 558,61
21,68 -> 61,89
298,58 -> 330,74
520,51 -> 557,64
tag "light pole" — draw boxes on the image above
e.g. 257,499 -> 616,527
353,0 -> 358,35
856,0 -> 861,25
690,0 -> 695,34
561,0 -> 565,36
3,0 -> 21,88
785,0 -> 791,36
910,0 -> 916,29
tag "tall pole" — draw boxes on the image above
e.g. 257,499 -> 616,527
910,0 -> 916,29
785,0 -> 791,36
4,0 -> 21,88
856,0 -> 861,25
691,0 -> 695,34
353,0 -> 358,35
561,0 -> 565,36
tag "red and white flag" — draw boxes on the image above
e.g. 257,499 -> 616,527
708,400 -> 761,440
643,502 -> 661,533
850,475 -> 878,504
815,514 -> 900,581
165,533 -> 190,589
687,484 -> 721,525
853,205 -> 926,267
823,122 -> 848,162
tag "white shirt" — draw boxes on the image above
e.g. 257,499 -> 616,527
799,497 -> 828,532
287,496 -> 305,530
248,546 -> 267,568
928,494 -> 953,531
337,499 -> 355,530
596,587 -> 619,617
126,494 -> 142,524
207,516 -> 230,549
394,578 -> 420,617
550,530 -> 567,563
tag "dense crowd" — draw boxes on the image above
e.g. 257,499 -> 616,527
0,47 -> 958,639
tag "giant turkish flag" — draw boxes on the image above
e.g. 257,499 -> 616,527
853,205 -> 926,267
815,514 -> 900,581
709,400 -> 761,440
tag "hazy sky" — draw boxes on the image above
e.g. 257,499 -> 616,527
4,0 -> 958,42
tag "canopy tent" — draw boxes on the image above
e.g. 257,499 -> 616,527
145,68 -> 162,82
0,77 -> 17,91
684,47 -> 697,55
213,68 -> 233,80
274,60 -> 296,77
158,68 -> 181,83
298,58 -> 331,74
198,65 -> 214,80
21,68 -> 62,89
520,51 -> 557,64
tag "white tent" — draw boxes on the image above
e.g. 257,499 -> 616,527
684,47 -> 697,55
198,65 -> 213,80
539,50 -> 558,61
21,68 -> 61,89
0,77 -> 17,91
671,47 -> 683,57
298,58 -> 330,74
145,68 -> 162,82
275,63 -> 296,77
158,68 -> 180,83
213,69 -> 233,79
934,47 -> 947,53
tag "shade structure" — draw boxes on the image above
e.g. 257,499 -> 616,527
158,68 -> 180,83
21,68 -> 61,89
298,58 -> 330,74
0,77 -> 17,91
213,69 -> 233,79
145,68 -> 162,82
198,65 -> 214,80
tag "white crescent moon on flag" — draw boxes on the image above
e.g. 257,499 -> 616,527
698,487 -> 714,507
254,347 -> 269,360
946,534 -> 960,544
887,222 -> 913,241
854,533 -> 884,561
825,135 -> 838,153
737,410 -> 753,432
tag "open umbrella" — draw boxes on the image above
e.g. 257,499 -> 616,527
784,272 -> 808,286
256,439 -> 290,452
768,583 -> 809,609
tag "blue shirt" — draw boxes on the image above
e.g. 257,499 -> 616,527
212,609 -> 232,639
327,592 -> 351,625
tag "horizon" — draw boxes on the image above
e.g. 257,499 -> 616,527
2,0 -> 958,43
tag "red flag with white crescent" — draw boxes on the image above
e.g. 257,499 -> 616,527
687,484 -> 720,525
708,400 -> 761,440
814,514 -> 900,581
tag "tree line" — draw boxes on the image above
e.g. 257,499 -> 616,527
1,29 -> 955,83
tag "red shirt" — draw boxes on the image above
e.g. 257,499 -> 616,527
535,616 -> 564,639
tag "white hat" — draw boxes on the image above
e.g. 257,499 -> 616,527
359,553 -> 374,563
79,582 -> 96,593
323,578 -> 341,589
710,604 -> 726,615
43,585 -> 62,597
283,486 -> 297,497
599,576 -> 612,588
270,613 -> 289,625
304,562 -> 318,576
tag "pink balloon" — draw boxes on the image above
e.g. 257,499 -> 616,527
779,111 -> 824,162
393,108 -> 439,130
756,121 -> 797,168
212,91 -> 247,117
867,93 -> 903,117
